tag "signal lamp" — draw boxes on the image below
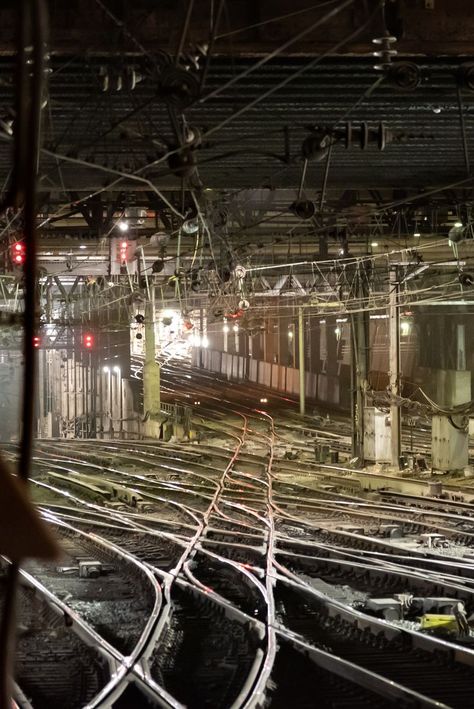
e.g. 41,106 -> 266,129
11,242 -> 25,266
83,333 -> 94,349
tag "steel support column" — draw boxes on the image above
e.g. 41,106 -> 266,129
389,268 -> 401,468
350,270 -> 369,463
298,307 -> 305,416
350,313 -> 369,462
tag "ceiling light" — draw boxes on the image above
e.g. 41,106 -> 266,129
371,241 -> 378,247
118,220 -> 129,232
79,244 -> 87,250
413,231 -> 421,237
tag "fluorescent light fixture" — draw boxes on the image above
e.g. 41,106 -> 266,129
79,244 -> 87,250
413,231 -> 421,237
371,242 -> 378,247
400,320 -> 411,336
454,221 -> 463,228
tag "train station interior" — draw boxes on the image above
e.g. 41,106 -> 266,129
1,1 -> 474,707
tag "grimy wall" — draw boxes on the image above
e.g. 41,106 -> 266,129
192,306 -> 471,411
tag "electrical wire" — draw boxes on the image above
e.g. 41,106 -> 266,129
203,2 -> 382,139
216,0 -> 343,40
199,0 -> 357,104
27,3 -> 380,227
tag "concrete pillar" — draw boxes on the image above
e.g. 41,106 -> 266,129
298,307 -> 305,416
143,300 -> 160,416
363,407 -> 391,463
432,369 -> 470,472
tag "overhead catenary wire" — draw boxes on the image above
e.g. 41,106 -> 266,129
202,2 -> 383,139
215,0 -> 343,40
28,3 -> 382,228
0,0 -> 470,326
199,0 -> 358,105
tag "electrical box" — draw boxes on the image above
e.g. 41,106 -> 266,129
79,560 -> 102,578
315,443 -> 330,463
432,416 -> 468,472
364,407 -> 391,463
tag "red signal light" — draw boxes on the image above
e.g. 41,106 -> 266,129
83,333 -> 94,349
11,242 -> 25,266
119,240 -> 128,265
33,335 -> 41,349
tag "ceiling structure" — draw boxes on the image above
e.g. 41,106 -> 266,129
0,0 -> 473,320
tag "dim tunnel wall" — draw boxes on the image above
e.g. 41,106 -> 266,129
194,314 -> 421,412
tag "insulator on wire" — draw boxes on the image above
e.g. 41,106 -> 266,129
372,35 -> 397,72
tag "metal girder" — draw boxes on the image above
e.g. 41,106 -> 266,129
0,1 -> 472,56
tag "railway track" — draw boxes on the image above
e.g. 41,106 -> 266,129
3,366 -> 474,706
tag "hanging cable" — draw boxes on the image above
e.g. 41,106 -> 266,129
200,0 -> 357,104
175,0 -> 196,66
203,2 -> 383,138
